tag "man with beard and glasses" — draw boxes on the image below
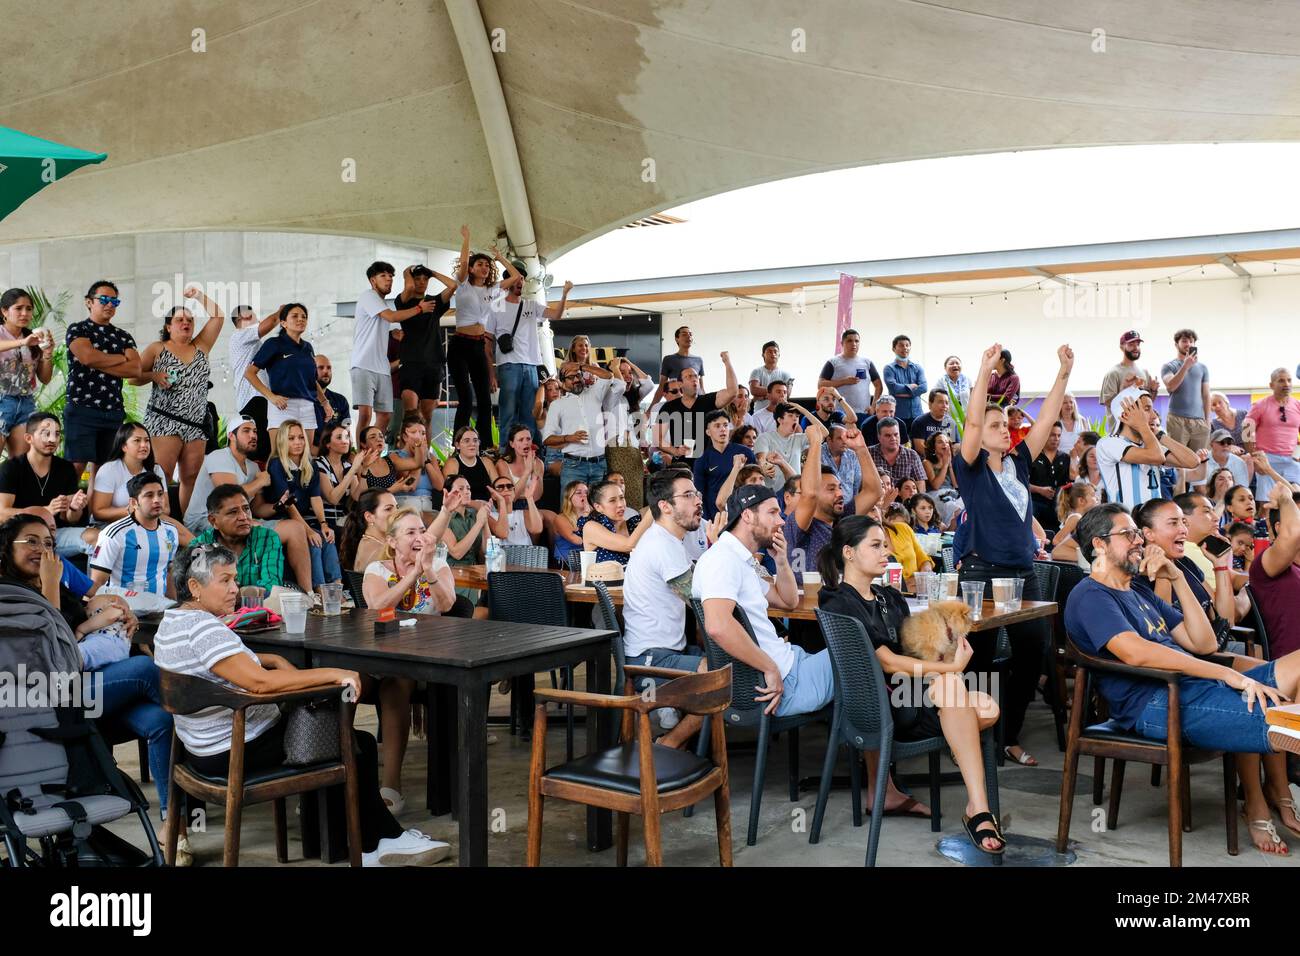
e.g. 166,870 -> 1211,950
1065,502 -> 1300,855
622,469 -> 716,748
90,472 -> 181,596
542,360 -> 625,491
694,483 -> 832,718
1100,330 -> 1160,430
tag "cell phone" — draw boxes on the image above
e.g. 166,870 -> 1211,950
1188,346 -> 1197,355
1201,536 -> 1231,558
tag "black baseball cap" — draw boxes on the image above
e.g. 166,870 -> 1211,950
723,483 -> 778,532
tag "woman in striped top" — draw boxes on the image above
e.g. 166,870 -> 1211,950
314,422 -> 368,532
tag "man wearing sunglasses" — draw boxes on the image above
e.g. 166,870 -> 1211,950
1066,502 -> 1300,853
1244,367 -> 1300,505
65,280 -> 141,478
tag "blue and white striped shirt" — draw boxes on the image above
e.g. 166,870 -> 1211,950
90,515 -> 181,595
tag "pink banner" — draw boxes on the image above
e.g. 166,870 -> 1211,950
835,273 -> 856,348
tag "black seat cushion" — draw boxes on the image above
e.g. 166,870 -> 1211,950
545,741 -> 714,796
181,759 -> 339,787
1083,721 -> 1220,761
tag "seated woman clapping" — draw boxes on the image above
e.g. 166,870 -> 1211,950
152,542 -> 450,866
362,509 -> 458,616
816,514 -> 1006,855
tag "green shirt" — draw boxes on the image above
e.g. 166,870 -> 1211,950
193,525 -> 284,593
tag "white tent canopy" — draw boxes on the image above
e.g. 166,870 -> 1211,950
5,0 -> 1300,261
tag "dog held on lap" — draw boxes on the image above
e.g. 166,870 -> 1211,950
900,600 -> 974,662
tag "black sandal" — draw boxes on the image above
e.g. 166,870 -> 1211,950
962,811 -> 1006,855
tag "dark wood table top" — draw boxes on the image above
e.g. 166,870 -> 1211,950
450,563 -> 1056,629
248,606 -> 614,669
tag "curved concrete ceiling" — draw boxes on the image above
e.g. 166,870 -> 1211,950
4,0 -> 1300,259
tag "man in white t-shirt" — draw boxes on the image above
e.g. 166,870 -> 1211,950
623,469 -> 711,746
754,402 -> 806,490
693,484 -> 831,718
227,304 -> 279,464
1096,387 -> 1200,507
353,261 -> 440,442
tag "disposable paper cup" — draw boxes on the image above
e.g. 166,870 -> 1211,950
579,551 -> 596,584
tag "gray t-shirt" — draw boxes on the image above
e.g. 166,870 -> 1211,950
660,353 -> 703,384
1161,358 -> 1209,418
152,608 -> 280,757
748,365 -> 792,412
755,430 -> 808,489
185,448 -> 260,529
819,354 -> 879,413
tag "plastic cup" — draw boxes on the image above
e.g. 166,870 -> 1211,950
913,571 -> 934,606
941,572 -> 960,599
579,550 -> 596,584
239,586 -> 266,609
960,581 -> 985,621
281,593 -> 309,634
321,583 -> 343,616
992,576 -> 1024,611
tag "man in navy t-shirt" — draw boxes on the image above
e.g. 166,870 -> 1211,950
1065,502 -> 1300,851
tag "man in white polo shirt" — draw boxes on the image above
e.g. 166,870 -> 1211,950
1096,387 -> 1200,507
693,483 -> 832,718
353,261 -> 439,442
622,469 -> 709,747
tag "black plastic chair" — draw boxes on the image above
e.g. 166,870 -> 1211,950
590,582 -> 625,698
811,610 -> 1000,865
503,544 -> 549,569
343,568 -> 368,610
487,571 -> 576,760
689,599 -> 833,846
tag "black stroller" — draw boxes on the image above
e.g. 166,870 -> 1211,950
0,581 -> 163,867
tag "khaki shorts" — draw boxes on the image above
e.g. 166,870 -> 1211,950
1166,413 -> 1210,451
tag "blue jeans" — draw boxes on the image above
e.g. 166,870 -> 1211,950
560,456 -> 607,492
309,540 -> 343,588
775,646 -> 835,717
95,655 -> 173,814
625,647 -> 704,691
496,361 -> 540,449
1136,661 -> 1279,754
0,393 -> 35,437
55,525 -> 94,560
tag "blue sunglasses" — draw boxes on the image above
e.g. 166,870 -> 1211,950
92,294 -> 121,307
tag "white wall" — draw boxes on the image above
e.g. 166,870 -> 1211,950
653,271 -> 1300,398
0,232 -> 442,418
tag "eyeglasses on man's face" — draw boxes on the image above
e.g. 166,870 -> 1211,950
1100,527 -> 1143,544
671,490 -> 702,501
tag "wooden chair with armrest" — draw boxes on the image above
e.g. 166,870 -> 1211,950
159,671 -> 363,867
1056,633 -> 1238,868
526,664 -> 733,867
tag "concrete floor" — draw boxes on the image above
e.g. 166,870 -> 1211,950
100,671 -> 1300,868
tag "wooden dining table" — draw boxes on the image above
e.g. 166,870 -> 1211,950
451,563 -> 1057,630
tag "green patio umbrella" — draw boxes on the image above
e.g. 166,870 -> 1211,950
0,126 -> 107,222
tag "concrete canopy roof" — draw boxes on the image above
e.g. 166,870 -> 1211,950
5,0 -> 1300,259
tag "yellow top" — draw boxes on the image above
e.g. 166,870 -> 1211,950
884,522 -> 934,581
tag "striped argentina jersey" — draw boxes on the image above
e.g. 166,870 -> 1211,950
90,515 -> 181,594
1095,435 -> 1166,507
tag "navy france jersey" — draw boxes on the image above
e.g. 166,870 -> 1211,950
90,516 -> 181,594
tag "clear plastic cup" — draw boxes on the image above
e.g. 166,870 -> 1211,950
960,581 -> 985,621
992,576 -> 1024,611
912,571 -> 934,606
927,572 -> 945,604
281,593 -> 309,634
239,586 -> 266,609
321,583 -> 343,616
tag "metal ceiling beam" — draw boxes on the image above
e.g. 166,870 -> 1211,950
1025,266 -> 1070,287
1216,254 -> 1253,278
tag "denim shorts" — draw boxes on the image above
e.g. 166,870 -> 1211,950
775,646 -> 835,718
624,647 -> 703,691
1135,661 -> 1279,754
0,394 -> 35,437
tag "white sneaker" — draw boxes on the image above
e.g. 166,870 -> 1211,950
655,707 -> 681,730
362,828 -> 451,867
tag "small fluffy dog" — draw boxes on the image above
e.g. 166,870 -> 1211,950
900,600 -> 974,662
